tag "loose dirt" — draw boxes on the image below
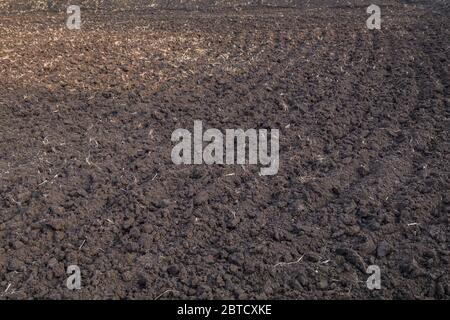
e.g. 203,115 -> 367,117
0,1 -> 448,299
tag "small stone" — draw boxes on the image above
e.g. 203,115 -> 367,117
357,165 -> 370,177
297,274 -> 309,287
318,278 -> 328,290
102,91 -> 112,99
194,191 -> 209,205
436,283 -> 445,298
305,252 -> 321,263
204,255 -> 214,264
46,218 -> 65,231
151,199 -> 162,208
16,191 -> 31,203
123,271 -> 133,282
142,224 -> 153,233
247,211 -> 257,219
228,252 -> 244,266
234,288 -> 247,299
137,275 -> 147,289
345,225 -> 361,236
216,275 -> 225,287
293,223 -> 314,235
359,238 -> 376,255
167,265 -> 180,276
8,258 -> 24,271
336,248 -> 367,272
400,258 -> 421,278
123,218 -> 135,229
129,227 -> 140,238
48,258 -> 58,268
226,217 -> 240,229
197,285 -> 210,295
13,241 -> 24,249
377,240 -> 391,258
49,205 -> 65,215
291,200 -> 306,212
161,199 -> 171,208
272,230 -> 281,241
192,167 -> 204,179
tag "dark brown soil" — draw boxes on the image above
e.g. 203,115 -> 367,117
0,2 -> 449,299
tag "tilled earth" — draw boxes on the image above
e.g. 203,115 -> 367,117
0,2 -> 449,299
